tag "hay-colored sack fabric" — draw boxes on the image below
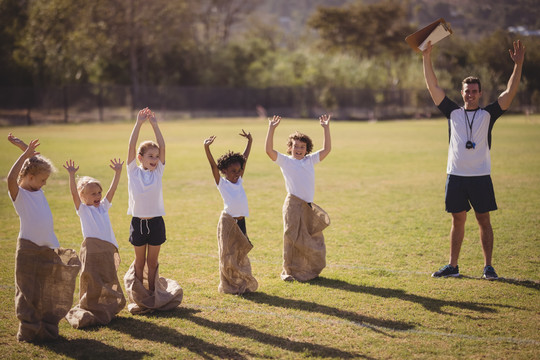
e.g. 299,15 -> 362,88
15,238 -> 80,342
123,261 -> 183,314
217,211 -> 258,294
281,194 -> 330,282
65,238 -> 126,328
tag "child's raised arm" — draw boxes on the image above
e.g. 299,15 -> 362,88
239,129 -> 253,175
63,159 -> 81,210
106,158 -> 124,203
148,109 -> 166,165
8,133 -> 28,152
265,115 -> 281,161
128,108 -> 148,165
204,136 -> 220,185
8,139 -> 40,201
318,114 -> 332,161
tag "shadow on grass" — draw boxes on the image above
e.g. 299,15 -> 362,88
38,337 -> 150,359
168,307 -> 373,359
242,291 -> 414,335
309,277 -> 520,315
109,316 -> 250,359
460,275 -> 540,290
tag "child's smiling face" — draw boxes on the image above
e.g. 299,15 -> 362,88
223,162 -> 243,183
80,183 -> 102,207
138,147 -> 160,171
289,140 -> 307,160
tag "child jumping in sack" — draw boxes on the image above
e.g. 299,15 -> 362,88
63,158 -> 126,328
7,134 -> 80,341
124,108 -> 182,314
265,115 -> 332,282
204,130 -> 258,294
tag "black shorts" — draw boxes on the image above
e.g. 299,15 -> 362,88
129,216 -> 166,246
236,217 -> 247,236
445,175 -> 497,213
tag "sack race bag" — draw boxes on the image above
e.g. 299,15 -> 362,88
217,211 -> 258,294
281,194 -> 330,282
66,238 -> 126,328
124,261 -> 183,314
15,238 -> 81,342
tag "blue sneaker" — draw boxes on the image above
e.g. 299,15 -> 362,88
431,264 -> 460,278
482,265 -> 498,280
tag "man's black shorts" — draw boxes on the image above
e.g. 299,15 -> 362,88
445,174 -> 497,213
129,216 -> 166,246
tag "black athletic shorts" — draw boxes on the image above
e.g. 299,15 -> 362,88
445,175 -> 497,213
129,216 -> 166,246
236,217 -> 247,236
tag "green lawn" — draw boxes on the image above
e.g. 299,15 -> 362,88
0,115 -> 539,359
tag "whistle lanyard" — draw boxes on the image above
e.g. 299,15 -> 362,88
464,109 -> 478,144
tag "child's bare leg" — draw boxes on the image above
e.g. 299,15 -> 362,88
134,245 -> 147,285
146,245 -> 161,292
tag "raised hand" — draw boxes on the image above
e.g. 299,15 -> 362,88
137,107 -> 149,124
509,40 -> 525,66
7,133 -> 27,151
23,139 -> 40,158
422,41 -> 433,56
63,159 -> 79,174
319,114 -> 331,127
63,159 -> 81,208
204,135 -> 216,147
239,129 -> 252,142
268,115 -> 281,128
109,158 -> 124,173
147,108 -> 157,124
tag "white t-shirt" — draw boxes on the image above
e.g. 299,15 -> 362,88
77,199 -> 118,247
217,177 -> 249,217
438,96 -> 504,176
11,187 -> 60,249
127,160 -> 165,217
275,151 -> 321,203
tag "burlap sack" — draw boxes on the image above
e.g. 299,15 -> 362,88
15,238 -> 81,342
281,194 -> 330,282
217,211 -> 258,294
123,261 -> 183,314
65,238 -> 126,328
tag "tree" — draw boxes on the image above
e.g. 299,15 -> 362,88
0,0 -> 32,86
15,0 -> 198,97
101,0 -> 198,102
473,31 -> 540,102
308,0 -> 415,58
195,0 -> 262,49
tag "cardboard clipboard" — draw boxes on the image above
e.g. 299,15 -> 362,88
405,18 -> 453,52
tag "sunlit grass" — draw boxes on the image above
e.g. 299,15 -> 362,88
0,115 -> 539,359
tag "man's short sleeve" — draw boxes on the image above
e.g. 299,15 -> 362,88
484,100 -> 505,123
437,96 -> 460,119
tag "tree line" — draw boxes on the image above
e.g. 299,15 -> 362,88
1,0 -> 539,109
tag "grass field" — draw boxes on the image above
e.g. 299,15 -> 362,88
0,115 -> 539,359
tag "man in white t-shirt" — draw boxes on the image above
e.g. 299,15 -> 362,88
422,40 -> 525,280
